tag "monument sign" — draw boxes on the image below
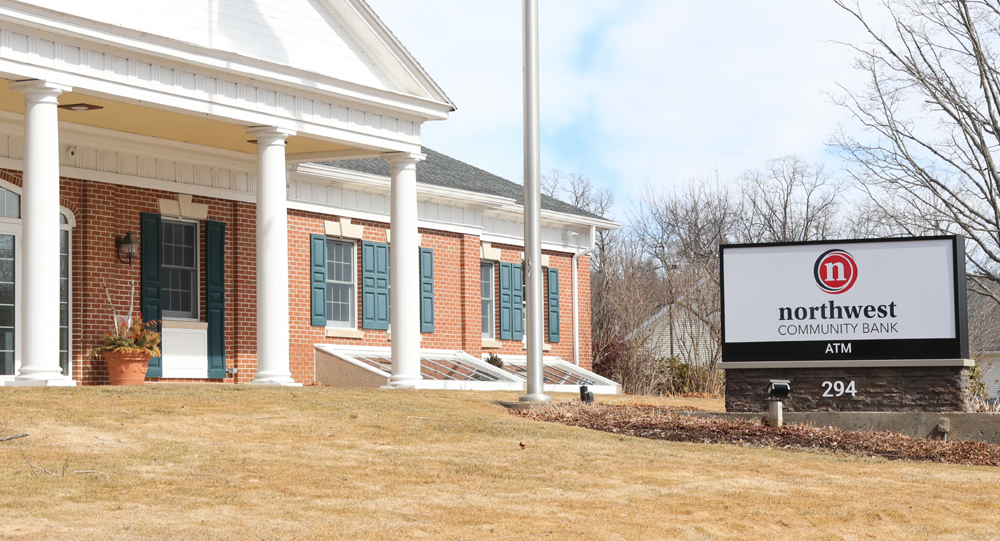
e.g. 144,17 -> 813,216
719,236 -> 971,412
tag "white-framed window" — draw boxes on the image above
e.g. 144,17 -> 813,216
326,239 -> 355,328
59,211 -> 73,376
0,227 -> 14,376
161,219 -> 198,319
0,186 -> 20,219
481,261 -> 494,338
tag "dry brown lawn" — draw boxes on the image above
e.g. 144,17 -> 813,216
1,385 -> 998,540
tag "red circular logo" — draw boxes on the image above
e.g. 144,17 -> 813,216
814,249 -> 858,294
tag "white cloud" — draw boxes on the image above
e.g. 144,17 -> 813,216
365,1 -> 879,217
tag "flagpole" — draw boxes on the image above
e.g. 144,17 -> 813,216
520,0 -> 551,403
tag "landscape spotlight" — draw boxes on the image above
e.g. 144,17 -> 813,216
767,379 -> 791,399
579,385 -> 595,404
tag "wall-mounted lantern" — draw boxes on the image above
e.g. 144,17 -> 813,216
115,231 -> 138,266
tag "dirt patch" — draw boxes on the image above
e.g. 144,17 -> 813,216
514,402 -> 1000,466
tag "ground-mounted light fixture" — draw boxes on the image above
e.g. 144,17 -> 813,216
115,231 -> 138,266
767,379 -> 791,399
58,103 -> 104,112
579,385 -> 595,404
766,379 -> 791,428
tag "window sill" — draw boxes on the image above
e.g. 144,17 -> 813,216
482,339 -> 501,348
162,320 -> 208,330
325,327 -> 364,339
522,342 -> 552,352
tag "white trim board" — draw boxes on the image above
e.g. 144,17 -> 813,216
0,4 -> 452,120
717,359 -> 977,369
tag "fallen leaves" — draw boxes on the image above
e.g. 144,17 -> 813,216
514,403 -> 1000,467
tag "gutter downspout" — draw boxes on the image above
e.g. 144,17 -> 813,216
572,225 -> 597,366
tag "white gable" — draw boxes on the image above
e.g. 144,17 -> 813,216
28,0 -> 398,91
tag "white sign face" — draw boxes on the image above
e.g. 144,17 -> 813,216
722,239 -> 958,346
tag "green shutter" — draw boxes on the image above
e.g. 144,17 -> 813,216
512,263 -> 524,341
499,262 -> 512,340
206,220 -> 226,379
547,267 -> 560,343
310,234 -> 327,326
140,212 -> 162,378
419,248 -> 434,333
362,241 -> 390,330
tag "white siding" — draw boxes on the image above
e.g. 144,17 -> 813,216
288,178 -> 482,229
979,354 -> 1000,399
0,121 -> 257,198
647,304 -> 720,368
0,26 -> 421,147
26,0 -> 395,90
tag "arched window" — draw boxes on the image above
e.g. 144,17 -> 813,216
0,186 -> 20,219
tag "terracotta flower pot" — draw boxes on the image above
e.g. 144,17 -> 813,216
103,351 -> 151,385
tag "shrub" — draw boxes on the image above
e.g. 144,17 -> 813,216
485,352 -> 504,369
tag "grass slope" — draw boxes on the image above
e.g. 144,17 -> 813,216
0,386 -> 997,540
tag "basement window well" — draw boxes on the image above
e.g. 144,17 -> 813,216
492,355 -> 620,395
313,345 -> 620,394
314,345 -> 523,390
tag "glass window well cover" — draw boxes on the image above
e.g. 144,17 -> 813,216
314,346 -> 619,393
497,356 -> 620,389
314,345 -> 523,389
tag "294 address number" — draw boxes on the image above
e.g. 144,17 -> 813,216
821,380 -> 857,397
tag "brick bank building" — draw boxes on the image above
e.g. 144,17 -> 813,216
0,0 -> 617,389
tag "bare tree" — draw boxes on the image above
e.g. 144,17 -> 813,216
542,170 -> 615,217
630,176 -> 740,272
609,179 -> 739,395
542,169 -> 618,278
605,158 -> 845,395
590,230 -> 666,395
737,156 -> 845,243
833,0 -> 1000,302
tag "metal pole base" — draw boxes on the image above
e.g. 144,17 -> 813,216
768,400 -> 783,427
519,393 -> 553,403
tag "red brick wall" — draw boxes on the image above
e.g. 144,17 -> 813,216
577,254 -> 593,370
0,170 -> 247,385
460,235 -> 482,354
64,177 -> 246,385
286,211 -> 478,381
477,242 -> 590,368
2,170 -> 596,384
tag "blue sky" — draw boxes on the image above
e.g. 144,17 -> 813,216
364,1 -> 878,220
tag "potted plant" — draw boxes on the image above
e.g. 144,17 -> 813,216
89,279 -> 161,385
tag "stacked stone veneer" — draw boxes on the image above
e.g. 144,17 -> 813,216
726,367 -> 973,412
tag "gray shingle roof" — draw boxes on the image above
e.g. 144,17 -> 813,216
321,147 -> 604,220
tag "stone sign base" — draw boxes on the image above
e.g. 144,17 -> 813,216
725,366 -> 973,412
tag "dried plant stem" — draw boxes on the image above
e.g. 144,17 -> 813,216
126,280 -> 135,328
101,278 -> 119,333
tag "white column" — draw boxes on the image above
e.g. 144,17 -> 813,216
247,127 -> 299,386
383,152 -> 425,388
8,80 -> 75,387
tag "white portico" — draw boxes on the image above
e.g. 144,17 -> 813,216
0,0 -> 453,385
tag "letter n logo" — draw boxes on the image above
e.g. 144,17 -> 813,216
814,249 -> 858,294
